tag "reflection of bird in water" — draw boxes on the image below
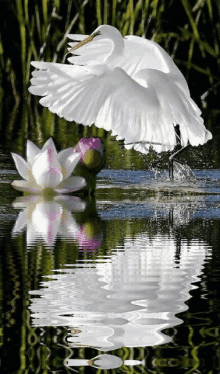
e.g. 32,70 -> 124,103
29,231 -> 211,351
29,25 -> 212,178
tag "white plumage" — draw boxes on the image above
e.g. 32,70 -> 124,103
29,25 -> 212,154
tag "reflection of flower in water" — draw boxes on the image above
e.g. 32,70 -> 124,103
29,232 -> 211,350
12,195 -> 103,249
12,195 -> 86,248
11,138 -> 86,194
76,220 -> 103,251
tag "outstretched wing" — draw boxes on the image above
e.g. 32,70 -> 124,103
123,36 -> 191,98
29,61 -> 211,154
67,32 -> 191,99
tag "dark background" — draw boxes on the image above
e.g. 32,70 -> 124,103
0,0 -> 219,168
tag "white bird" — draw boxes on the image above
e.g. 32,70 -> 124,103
29,24 -> 212,170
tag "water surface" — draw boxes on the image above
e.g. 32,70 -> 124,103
1,161 -> 220,373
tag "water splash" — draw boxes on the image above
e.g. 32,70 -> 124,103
172,160 -> 196,181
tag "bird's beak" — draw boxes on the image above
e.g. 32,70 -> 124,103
69,35 -> 94,53
68,31 -> 100,53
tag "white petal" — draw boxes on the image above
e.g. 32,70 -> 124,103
57,147 -> 79,178
54,195 -> 86,212
11,153 -> 29,180
31,202 -> 62,247
26,140 -> 41,165
12,208 -> 28,234
58,211 -> 79,239
11,180 -> 42,193
57,147 -> 76,164
34,169 -> 63,189
12,195 -> 42,208
12,199 -> 29,209
55,176 -> 86,194
32,149 -> 63,188
61,152 -> 81,179
26,222 -> 41,247
41,137 -> 57,155
32,201 -> 63,224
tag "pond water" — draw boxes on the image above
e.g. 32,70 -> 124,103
1,147 -> 220,374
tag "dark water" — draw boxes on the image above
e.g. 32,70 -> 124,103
1,153 -> 220,373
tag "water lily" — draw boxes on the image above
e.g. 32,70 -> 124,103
11,138 -> 86,194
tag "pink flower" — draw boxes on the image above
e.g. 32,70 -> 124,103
75,138 -> 104,170
75,138 -> 104,157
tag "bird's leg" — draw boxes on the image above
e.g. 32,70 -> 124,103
169,145 -> 189,180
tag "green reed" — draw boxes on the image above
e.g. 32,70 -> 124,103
0,0 -> 219,171
1,0 -> 219,98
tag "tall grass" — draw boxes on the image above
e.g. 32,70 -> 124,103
0,0 -> 219,167
0,0 -> 219,100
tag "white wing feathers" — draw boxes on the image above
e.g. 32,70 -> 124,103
67,33 -> 190,97
30,62 -> 113,126
29,61 -> 211,154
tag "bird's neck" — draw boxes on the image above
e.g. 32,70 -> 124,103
106,34 -> 124,63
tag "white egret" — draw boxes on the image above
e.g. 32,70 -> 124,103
29,25 -> 212,177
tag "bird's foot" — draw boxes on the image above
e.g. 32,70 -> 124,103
169,145 -> 189,180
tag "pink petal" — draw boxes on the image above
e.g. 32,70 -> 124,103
76,226 -> 103,250
41,138 -> 57,156
76,138 -> 104,157
55,176 -> 86,194
11,153 -> 29,180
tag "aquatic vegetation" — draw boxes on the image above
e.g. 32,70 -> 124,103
1,0 -> 217,171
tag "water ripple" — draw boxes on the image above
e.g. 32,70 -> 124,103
29,231 -> 211,351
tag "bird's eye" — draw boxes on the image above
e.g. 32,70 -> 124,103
92,31 -> 101,38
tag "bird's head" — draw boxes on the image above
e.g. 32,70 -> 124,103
68,25 -> 122,53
